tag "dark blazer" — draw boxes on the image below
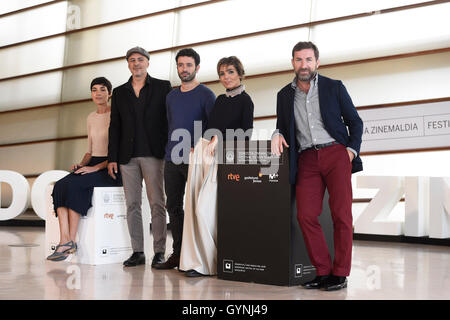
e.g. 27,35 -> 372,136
276,74 -> 363,185
108,75 -> 172,164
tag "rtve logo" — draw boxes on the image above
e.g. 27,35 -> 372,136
227,173 -> 240,182
104,213 -> 114,219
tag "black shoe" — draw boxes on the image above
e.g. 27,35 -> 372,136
301,275 -> 330,289
153,253 -> 179,270
123,252 -> 145,267
185,269 -> 204,277
321,275 -> 348,291
151,252 -> 165,267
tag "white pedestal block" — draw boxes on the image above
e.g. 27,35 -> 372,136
77,187 -> 133,265
45,187 -> 151,265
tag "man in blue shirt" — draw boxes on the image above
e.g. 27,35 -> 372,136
155,48 -> 216,270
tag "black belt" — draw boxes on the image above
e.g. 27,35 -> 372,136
303,141 -> 339,151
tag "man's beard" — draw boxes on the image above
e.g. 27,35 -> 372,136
178,71 -> 196,82
296,68 -> 317,82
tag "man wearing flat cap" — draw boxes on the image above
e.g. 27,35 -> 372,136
108,46 -> 172,267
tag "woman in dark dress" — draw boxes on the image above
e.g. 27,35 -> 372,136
47,77 -> 122,261
206,56 -> 254,153
179,56 -> 254,277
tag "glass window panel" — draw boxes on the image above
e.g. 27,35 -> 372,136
0,36 -> 65,79
319,51 -> 450,107
176,0 -> 311,46
63,13 -> 175,66
0,0 -> 54,15
175,28 -> 310,83
252,118 -> 276,141
56,101 -> 95,137
310,3 -> 450,64
54,139 -> 88,169
0,141 -> 88,174
244,75 -> 291,117
178,0 -> 207,5
203,82 -> 223,98
1,181 -> 13,207
0,72 -> 63,111
0,1 -> 67,46
60,51 -> 172,102
0,107 -> 60,145
311,0 -> 436,21
67,0 -> 204,29
0,100 -> 94,145
0,143 -> 59,174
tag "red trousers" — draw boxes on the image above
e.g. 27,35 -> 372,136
296,144 -> 353,277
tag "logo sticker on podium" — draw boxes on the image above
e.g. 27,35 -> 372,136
103,192 -> 111,204
295,264 -> 303,278
226,151 -> 235,163
223,259 -> 234,273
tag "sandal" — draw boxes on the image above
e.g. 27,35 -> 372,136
46,249 -> 68,261
64,240 -> 77,254
46,240 -> 77,261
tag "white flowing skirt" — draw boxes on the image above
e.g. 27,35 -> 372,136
179,138 -> 218,275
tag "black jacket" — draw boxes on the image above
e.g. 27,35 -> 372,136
108,75 -> 172,164
276,74 -> 363,184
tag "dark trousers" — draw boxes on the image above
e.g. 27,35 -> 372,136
295,144 -> 353,277
164,161 -> 189,256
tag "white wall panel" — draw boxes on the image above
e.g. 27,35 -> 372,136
311,3 -> 450,64
0,0 -> 54,15
320,51 -> 450,106
311,0 -> 435,20
0,108 -> 60,145
174,28 -> 310,83
0,143 -> 59,174
0,36 -> 65,79
63,13 -> 176,66
68,0 -> 204,28
0,140 -> 87,175
0,72 -> 63,111
176,0 -> 311,45
0,1 -> 67,46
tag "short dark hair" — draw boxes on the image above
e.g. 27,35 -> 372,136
292,41 -> 319,60
90,77 -> 112,94
217,56 -> 245,79
175,48 -> 200,66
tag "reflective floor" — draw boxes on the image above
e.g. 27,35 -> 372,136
0,226 -> 449,300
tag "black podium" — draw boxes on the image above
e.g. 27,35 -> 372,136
217,141 -> 334,286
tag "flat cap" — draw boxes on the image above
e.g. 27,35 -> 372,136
126,46 -> 150,60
